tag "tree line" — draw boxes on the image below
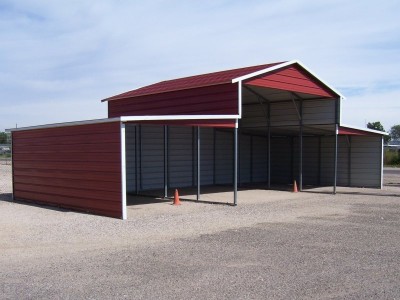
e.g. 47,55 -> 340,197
367,122 -> 400,144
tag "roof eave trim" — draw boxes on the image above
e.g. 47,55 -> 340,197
339,124 -> 389,136
232,60 -> 345,100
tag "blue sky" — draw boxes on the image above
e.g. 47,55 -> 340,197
1,0 -> 399,132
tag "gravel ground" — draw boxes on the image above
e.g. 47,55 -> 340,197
0,168 -> 399,299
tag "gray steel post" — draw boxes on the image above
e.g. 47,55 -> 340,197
299,99 -> 303,191
135,125 -> 138,194
234,123 -> 238,206
197,126 -> 200,201
164,125 -> 168,198
334,124 -> 338,194
139,125 -> 142,191
267,102 -> 271,188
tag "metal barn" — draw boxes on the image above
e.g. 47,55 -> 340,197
11,60 -> 385,219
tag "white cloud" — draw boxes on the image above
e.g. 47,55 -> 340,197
1,0 -> 399,131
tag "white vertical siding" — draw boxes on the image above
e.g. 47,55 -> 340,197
168,126 -> 193,188
215,130 -> 233,184
140,125 -> 164,190
125,124 -> 137,193
252,136 -> 268,182
302,100 -> 336,125
200,128 -> 214,185
239,134 -> 251,183
349,136 -> 381,187
270,137 -> 292,184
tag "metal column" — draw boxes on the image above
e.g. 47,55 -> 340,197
164,125 -> 168,198
299,99 -> 303,191
233,121 -> 238,206
333,124 -> 338,194
267,102 -> 271,188
135,125 -> 139,194
197,126 -> 200,201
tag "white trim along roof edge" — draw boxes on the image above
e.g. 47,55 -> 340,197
7,115 -> 240,132
340,124 -> 389,136
232,60 -> 346,100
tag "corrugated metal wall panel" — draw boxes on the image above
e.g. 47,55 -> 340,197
125,124 -> 137,193
215,130 -> 233,184
299,137 -> 319,185
12,122 -> 122,218
350,136 -> 381,187
200,128 -> 214,185
320,136 -> 334,186
239,134 -> 251,183
252,136 -> 268,182
303,100 -> 336,125
108,84 -> 238,118
337,136 -> 349,186
270,137 -> 292,184
270,102 -> 299,127
140,125 -> 164,190
168,126 -> 194,188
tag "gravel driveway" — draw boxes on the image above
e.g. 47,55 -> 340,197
1,168 -> 399,299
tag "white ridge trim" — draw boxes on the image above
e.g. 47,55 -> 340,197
232,60 -> 345,99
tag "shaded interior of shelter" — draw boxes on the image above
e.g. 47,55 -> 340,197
124,82 -> 382,206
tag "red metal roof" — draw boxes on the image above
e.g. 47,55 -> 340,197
103,62 -> 283,101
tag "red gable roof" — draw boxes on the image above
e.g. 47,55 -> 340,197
103,62 -> 283,102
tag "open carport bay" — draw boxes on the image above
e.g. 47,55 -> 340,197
1,169 -> 399,299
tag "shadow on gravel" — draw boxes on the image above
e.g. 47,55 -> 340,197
0,193 -> 13,202
304,190 -> 400,198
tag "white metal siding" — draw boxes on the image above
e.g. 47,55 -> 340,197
125,124 -> 137,193
215,130 -> 233,184
239,134 -> 251,183
168,126 -> 193,188
270,102 -> 298,127
140,125 -> 164,190
302,100 -> 336,125
200,128 -> 214,185
302,137 -> 319,185
270,137 -> 292,184
252,136 -> 268,182
350,136 -> 381,187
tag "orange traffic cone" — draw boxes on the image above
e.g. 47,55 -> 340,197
173,189 -> 181,205
293,180 -> 298,193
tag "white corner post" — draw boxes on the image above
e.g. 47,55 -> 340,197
333,124 -> 338,195
380,136 -> 384,189
233,119 -> 238,206
121,122 -> 127,220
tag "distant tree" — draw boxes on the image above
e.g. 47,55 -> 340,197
0,132 -> 7,144
390,125 -> 400,141
367,121 -> 390,144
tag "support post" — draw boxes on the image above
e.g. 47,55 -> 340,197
233,121 -> 238,206
120,122 -> 127,220
318,136 -> 321,186
139,125 -> 142,191
135,125 -> 138,194
299,99 -> 303,191
333,124 -> 338,194
267,102 -> 271,188
164,125 -> 168,199
197,126 -> 200,201
347,136 -> 351,187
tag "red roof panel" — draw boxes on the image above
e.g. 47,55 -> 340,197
103,62 -> 283,101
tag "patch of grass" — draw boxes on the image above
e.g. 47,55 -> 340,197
384,149 -> 400,166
